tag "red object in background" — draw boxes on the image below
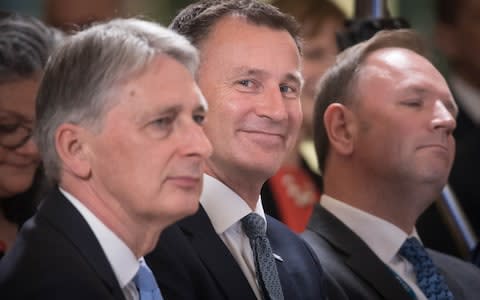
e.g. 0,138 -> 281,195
269,166 -> 321,233
0,240 -> 6,254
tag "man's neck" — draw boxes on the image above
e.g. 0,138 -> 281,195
323,172 -> 432,234
204,168 -> 264,211
60,180 -> 165,258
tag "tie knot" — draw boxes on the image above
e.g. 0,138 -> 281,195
241,213 -> 266,239
399,237 -> 429,265
399,237 -> 454,300
134,261 -> 158,293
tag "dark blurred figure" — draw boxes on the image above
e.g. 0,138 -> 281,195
45,0 -> 125,32
262,0 -> 346,232
0,12 -> 59,259
434,0 -> 480,257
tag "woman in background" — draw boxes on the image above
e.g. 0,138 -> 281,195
0,11 -> 60,258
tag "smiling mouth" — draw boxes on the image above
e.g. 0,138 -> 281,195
241,130 -> 285,139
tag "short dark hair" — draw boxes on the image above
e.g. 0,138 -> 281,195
169,0 -> 302,53
0,11 -> 60,83
313,29 -> 426,173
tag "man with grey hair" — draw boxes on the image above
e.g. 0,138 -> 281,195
303,29 -> 480,299
0,18 -> 212,299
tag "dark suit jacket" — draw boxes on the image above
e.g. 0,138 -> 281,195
146,205 -> 327,300
302,204 -> 480,300
449,99 -> 480,235
0,188 -> 126,299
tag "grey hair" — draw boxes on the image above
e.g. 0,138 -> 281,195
0,12 -> 61,83
34,18 -> 199,184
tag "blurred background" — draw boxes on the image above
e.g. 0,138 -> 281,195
0,0 -> 444,70
0,0 -> 448,82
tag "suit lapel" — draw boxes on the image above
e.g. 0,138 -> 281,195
308,205 -> 412,300
431,251 -> 465,299
178,206 -> 257,300
38,189 -> 126,299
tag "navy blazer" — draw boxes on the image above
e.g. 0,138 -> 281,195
303,204 -> 480,300
146,205 -> 327,300
0,189 -> 125,299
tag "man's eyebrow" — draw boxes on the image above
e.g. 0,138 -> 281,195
283,72 -> 303,88
194,103 -> 208,114
407,86 -> 459,116
230,66 -> 267,78
229,66 -> 304,87
136,104 -> 181,123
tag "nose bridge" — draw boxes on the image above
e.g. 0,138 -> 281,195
432,99 -> 456,131
179,119 -> 212,158
257,83 -> 288,121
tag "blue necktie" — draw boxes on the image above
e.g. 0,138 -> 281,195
241,213 -> 284,300
399,237 -> 454,300
134,260 -> 164,300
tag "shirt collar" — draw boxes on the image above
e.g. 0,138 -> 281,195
59,187 -> 139,288
200,174 -> 266,234
321,194 -> 421,263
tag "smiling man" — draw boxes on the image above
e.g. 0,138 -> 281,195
302,29 -> 480,300
0,18 -> 212,299
145,1 -> 328,299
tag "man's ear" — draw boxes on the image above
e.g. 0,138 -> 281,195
323,103 -> 355,156
55,123 -> 91,179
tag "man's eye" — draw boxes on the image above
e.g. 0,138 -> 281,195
279,85 -> 292,93
234,78 -> 261,93
153,116 -> 174,128
402,99 -> 423,108
193,114 -> 205,125
280,84 -> 298,98
238,79 -> 254,88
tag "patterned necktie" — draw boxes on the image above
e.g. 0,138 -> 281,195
399,237 -> 454,300
241,213 -> 284,300
134,260 -> 164,300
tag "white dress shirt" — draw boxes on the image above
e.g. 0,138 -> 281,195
321,194 -> 428,300
60,188 -> 140,300
200,174 -> 266,300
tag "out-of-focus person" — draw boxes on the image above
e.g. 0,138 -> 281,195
434,0 -> 480,241
262,0 -> 346,232
45,0 -> 124,32
0,11 -> 59,258
0,18 -> 212,299
303,29 -> 480,300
